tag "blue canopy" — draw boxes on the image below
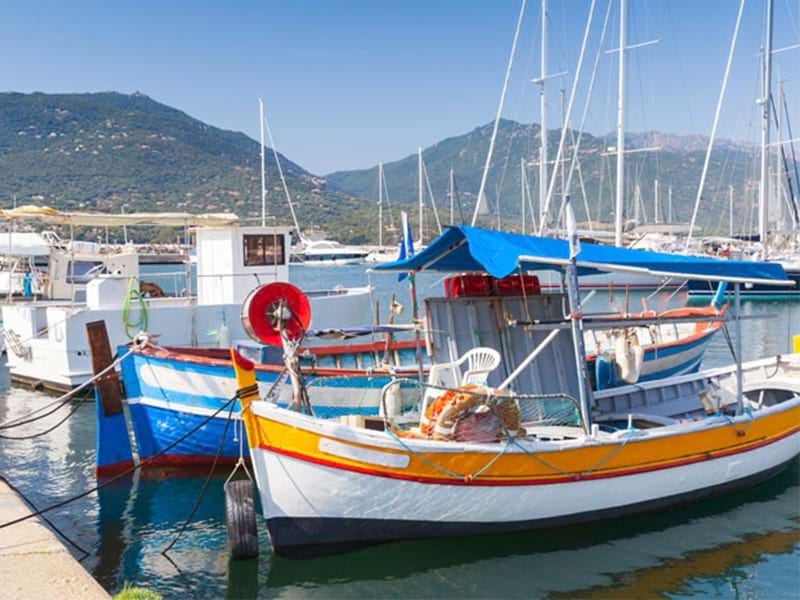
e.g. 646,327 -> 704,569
375,226 -> 791,285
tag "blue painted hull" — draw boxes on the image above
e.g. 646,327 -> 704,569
116,348 -> 418,468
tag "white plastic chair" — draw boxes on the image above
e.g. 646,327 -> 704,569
421,347 -> 502,416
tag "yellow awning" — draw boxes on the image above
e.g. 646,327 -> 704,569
0,205 -> 239,227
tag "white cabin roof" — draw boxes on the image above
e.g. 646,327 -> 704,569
0,232 -> 51,256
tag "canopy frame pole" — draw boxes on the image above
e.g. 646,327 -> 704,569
734,282 -> 744,415
565,261 -> 593,434
498,328 -> 560,390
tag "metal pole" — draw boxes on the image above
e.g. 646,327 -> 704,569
668,186 -> 673,223
418,147 -> 423,244
758,0 -> 774,258
729,185 -> 734,237
520,158 -> 526,234
449,168 -> 455,226
566,262 -> 592,434
654,179 -> 659,223
259,98 -> 267,228
735,282 -> 743,415
539,0 -> 548,228
614,0 -> 627,247
378,162 -> 384,248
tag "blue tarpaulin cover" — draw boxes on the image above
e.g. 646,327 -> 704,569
375,226 -> 790,284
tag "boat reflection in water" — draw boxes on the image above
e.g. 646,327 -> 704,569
91,463 -> 798,598
263,464 -> 799,597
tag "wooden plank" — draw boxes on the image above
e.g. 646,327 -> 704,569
86,320 -> 123,417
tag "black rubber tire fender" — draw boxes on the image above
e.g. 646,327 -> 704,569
224,479 -> 259,560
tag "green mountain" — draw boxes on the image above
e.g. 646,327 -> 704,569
1,93 -> 788,245
0,91 -> 375,242
327,119 -> 769,238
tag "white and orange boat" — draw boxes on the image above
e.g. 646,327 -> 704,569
231,227 -> 800,557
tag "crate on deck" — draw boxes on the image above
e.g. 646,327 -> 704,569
443,274 -> 541,298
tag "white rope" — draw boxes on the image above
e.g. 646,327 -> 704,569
538,0 -> 597,234
471,0 -> 528,226
686,0 -> 746,249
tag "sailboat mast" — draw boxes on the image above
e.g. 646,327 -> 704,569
259,98 -> 267,227
538,0 -> 548,227
654,179 -> 659,223
378,162 -> 384,248
729,185 -> 734,237
521,158 -> 526,234
418,146 -> 424,244
775,76 -> 784,229
758,0 -> 774,258
449,168 -> 455,226
614,0 -> 627,247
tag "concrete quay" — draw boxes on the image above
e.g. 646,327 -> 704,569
0,480 -> 109,599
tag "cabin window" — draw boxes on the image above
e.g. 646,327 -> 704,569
243,234 -> 285,266
66,261 -> 106,284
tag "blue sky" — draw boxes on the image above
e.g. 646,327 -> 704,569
1,0 -> 798,174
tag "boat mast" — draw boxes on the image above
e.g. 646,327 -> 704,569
775,76 -> 783,230
729,185 -> 734,237
668,186 -> 673,223
259,98 -> 267,227
758,0 -> 774,258
418,146 -> 424,244
538,0 -> 548,228
378,161 -> 384,248
614,0 -> 627,247
449,168 -> 455,226
654,179 -> 659,223
520,158 -> 526,234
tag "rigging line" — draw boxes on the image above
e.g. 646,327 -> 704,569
770,94 -> 800,225
686,0 -> 746,249
783,93 -> 800,225
421,158 -> 443,234
471,0 -> 528,226
559,0 -> 613,227
262,103 -> 304,241
538,0 -> 598,234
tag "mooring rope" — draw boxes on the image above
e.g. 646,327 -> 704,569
0,344 -> 140,431
161,400 -> 237,555
0,395 -> 237,531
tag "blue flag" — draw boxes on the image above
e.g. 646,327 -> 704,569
397,211 -> 415,281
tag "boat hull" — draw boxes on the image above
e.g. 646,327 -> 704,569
243,388 -> 800,557
261,452 -> 797,558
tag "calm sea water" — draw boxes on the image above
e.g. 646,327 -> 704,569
0,265 -> 798,599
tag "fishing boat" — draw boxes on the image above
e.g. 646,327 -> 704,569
231,226 -> 798,557
103,270 -> 725,475
109,331 -> 422,472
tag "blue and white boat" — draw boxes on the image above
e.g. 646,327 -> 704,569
105,337 -> 422,474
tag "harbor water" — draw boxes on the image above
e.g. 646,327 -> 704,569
0,265 -> 798,598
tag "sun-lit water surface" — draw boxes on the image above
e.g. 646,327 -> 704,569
0,264 -> 797,598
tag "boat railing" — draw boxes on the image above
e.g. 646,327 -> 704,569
378,377 -> 584,432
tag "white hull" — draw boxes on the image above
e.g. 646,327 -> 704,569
2,287 -> 372,389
